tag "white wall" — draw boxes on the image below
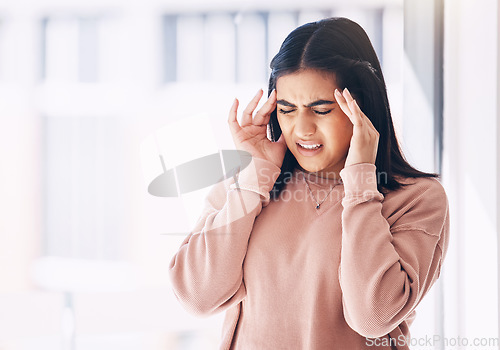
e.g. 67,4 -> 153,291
442,0 -> 498,349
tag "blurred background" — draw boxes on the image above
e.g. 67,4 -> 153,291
0,0 -> 498,349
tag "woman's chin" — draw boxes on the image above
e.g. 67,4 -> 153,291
297,162 -> 323,173
296,160 -> 343,178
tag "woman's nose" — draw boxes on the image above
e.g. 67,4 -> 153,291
295,111 -> 316,138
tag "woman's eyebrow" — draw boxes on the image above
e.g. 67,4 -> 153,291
277,99 -> 296,107
306,100 -> 336,107
277,99 -> 336,108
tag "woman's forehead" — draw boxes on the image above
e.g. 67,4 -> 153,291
276,70 -> 339,100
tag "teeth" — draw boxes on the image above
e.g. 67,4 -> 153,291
298,143 -> 321,150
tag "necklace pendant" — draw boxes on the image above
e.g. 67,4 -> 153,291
316,204 -> 320,209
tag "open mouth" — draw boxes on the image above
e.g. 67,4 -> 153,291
297,143 -> 323,150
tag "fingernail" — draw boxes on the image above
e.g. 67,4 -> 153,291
335,89 -> 341,96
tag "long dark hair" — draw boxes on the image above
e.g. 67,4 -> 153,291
267,17 -> 438,199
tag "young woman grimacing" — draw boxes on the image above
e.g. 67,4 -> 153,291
169,17 -> 449,350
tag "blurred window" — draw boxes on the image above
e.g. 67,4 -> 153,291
161,8 -> 391,84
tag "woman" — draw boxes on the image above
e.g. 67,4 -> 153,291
169,17 -> 449,350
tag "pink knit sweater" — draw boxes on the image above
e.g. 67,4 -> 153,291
169,157 -> 450,350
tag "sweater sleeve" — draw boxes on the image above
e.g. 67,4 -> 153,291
169,156 -> 281,316
338,163 -> 450,338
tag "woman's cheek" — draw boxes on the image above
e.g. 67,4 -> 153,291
277,118 -> 291,143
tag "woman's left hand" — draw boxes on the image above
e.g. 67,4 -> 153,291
334,88 -> 379,167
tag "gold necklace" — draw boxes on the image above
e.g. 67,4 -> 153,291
301,171 -> 342,209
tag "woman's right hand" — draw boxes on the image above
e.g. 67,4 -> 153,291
228,89 -> 287,169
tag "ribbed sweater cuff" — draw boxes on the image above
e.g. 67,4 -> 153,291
339,163 -> 384,206
229,156 -> 281,202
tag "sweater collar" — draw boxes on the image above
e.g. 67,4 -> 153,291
293,168 -> 343,187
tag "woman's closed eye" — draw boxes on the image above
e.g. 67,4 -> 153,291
278,108 -> 333,115
278,108 -> 296,115
313,109 -> 333,115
